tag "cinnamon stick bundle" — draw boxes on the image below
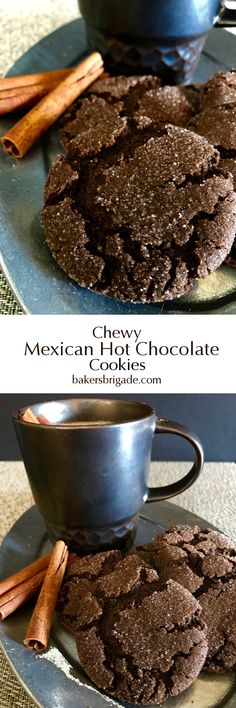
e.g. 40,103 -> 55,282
1,52 -> 104,158
0,551 -> 75,621
23,540 -> 68,651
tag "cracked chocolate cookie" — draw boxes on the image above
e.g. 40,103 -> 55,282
42,77 -> 236,303
190,71 -> 236,265
59,551 -> 208,704
132,525 -> 236,673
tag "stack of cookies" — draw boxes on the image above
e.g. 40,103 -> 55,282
42,71 -> 236,303
58,524 -> 236,705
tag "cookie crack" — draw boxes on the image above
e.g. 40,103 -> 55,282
205,634 -> 236,670
196,574 -> 236,598
182,192 -> 233,276
93,257 -> 120,291
174,164 -> 220,190
67,188 -> 149,291
123,81 -> 161,116
204,634 -> 228,666
109,628 -> 206,699
157,536 -> 236,598
44,180 -> 78,207
67,123 -> 167,178
160,259 -> 184,298
219,147 -> 236,160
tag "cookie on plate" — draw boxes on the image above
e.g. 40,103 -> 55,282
132,525 -> 236,673
59,551 -> 208,704
190,71 -> 236,265
190,71 -> 236,188
134,84 -> 200,129
42,75 -> 236,303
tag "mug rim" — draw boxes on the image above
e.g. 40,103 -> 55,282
12,397 -> 157,429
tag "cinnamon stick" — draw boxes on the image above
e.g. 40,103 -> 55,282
23,540 -> 69,651
1,52 -> 104,158
0,569 -> 46,620
0,552 -> 51,597
21,408 -> 40,424
21,408 -> 50,425
0,68 -> 73,91
37,413 -> 51,425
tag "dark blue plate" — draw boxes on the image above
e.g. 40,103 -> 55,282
0,20 -> 236,313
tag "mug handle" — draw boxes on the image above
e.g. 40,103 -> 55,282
147,417 -> 204,502
215,4 -> 236,26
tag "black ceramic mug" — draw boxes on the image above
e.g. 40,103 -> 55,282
78,0 -> 236,82
13,398 -> 204,553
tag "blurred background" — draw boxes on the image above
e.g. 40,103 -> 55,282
0,393 -> 235,461
0,0 -> 79,76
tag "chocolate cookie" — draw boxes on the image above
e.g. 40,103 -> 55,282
134,85 -> 199,129
192,72 -> 236,148
42,76 -> 236,302
190,72 -> 236,265
133,525 -> 236,673
59,551 -> 208,704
